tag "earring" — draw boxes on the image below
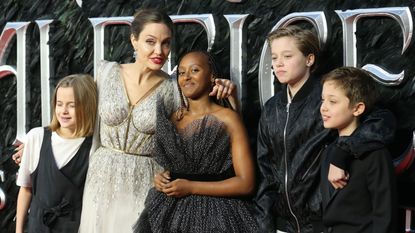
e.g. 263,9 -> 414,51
133,50 -> 137,59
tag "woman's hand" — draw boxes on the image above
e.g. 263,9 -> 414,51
210,79 -> 240,111
153,171 -> 170,191
209,79 -> 236,100
162,179 -> 193,198
12,144 -> 24,165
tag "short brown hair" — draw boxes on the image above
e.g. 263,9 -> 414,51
131,9 -> 174,39
267,25 -> 320,72
50,74 -> 98,137
322,67 -> 378,115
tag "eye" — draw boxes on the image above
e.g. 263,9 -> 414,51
284,55 -> 292,58
178,71 -> 185,76
162,40 -> 171,48
69,104 -> 76,108
191,68 -> 199,73
146,40 -> 155,45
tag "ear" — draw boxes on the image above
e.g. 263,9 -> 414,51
130,34 -> 138,50
352,102 -> 365,117
306,54 -> 315,67
210,73 -> 216,83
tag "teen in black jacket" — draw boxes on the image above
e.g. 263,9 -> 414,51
254,26 -> 395,233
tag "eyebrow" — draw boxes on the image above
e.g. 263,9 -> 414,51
324,94 -> 338,98
56,100 -> 75,103
271,50 -> 294,54
144,35 -> 171,40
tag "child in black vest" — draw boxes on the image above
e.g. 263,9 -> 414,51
16,74 -> 97,233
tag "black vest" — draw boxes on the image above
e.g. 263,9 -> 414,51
28,128 -> 91,233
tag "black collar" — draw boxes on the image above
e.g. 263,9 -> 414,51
281,75 -> 320,104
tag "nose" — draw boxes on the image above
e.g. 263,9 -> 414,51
183,71 -> 192,80
276,59 -> 283,67
320,101 -> 327,112
154,43 -> 162,55
62,106 -> 69,114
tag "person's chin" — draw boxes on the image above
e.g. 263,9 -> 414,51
322,122 -> 332,129
276,77 -> 289,84
149,61 -> 165,70
60,124 -> 75,130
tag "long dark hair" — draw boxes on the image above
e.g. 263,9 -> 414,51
131,9 -> 174,39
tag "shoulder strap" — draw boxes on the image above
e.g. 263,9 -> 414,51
132,79 -> 165,106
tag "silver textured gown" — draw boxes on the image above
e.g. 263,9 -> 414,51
79,60 -> 177,233
134,103 -> 259,233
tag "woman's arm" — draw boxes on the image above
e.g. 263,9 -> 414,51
16,187 -> 32,233
162,109 -> 255,197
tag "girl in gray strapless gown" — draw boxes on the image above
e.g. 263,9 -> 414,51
134,51 -> 259,233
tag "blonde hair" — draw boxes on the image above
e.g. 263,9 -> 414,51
267,25 -> 320,72
50,74 -> 98,137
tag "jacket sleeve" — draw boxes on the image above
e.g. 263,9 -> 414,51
254,111 -> 277,233
367,149 -> 397,233
333,108 -> 396,169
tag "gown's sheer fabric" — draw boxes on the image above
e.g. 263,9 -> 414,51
79,61 -> 176,233
134,103 -> 259,233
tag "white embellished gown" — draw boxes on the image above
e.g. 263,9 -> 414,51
78,60 -> 177,233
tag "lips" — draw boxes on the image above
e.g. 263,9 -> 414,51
276,70 -> 286,76
150,57 -> 164,65
59,117 -> 72,123
181,82 -> 194,89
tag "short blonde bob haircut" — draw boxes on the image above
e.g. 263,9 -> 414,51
49,74 -> 98,137
267,25 -> 320,72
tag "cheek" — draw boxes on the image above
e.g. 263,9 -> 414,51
293,61 -> 307,72
162,46 -> 171,55
55,106 -> 61,114
178,78 -> 185,88
271,63 -> 278,74
70,108 -> 76,116
138,44 -> 152,54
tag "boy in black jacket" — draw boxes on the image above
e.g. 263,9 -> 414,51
320,67 -> 397,233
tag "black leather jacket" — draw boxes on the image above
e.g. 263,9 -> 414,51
254,76 -> 395,233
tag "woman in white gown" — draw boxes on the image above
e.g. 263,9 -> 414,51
77,9 -> 176,233
78,9 -> 236,233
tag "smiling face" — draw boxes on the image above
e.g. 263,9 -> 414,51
320,80 -> 364,136
55,87 -> 77,134
270,36 -> 314,87
178,52 -> 213,100
131,22 -> 172,70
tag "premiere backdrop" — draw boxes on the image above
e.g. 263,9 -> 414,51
1,0 -> 415,232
